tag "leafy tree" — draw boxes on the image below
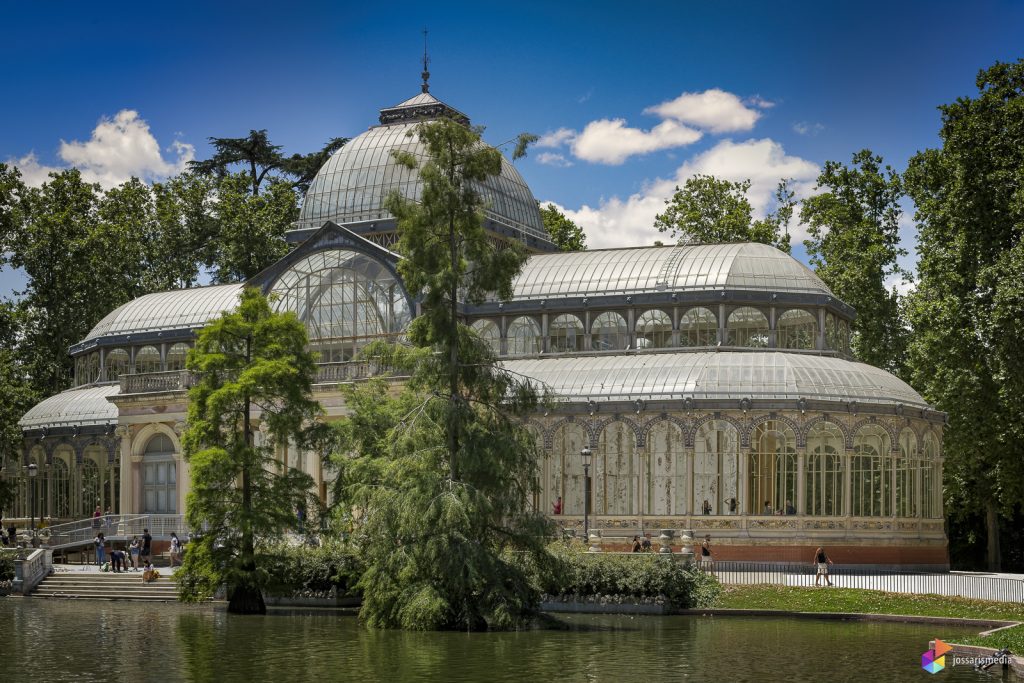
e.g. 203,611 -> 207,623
801,150 -> 908,375
150,174 -> 218,290
654,175 -> 793,252
189,129 -> 348,197
903,59 -> 1024,571
0,302 -> 38,517
179,288 -> 322,613
332,118 -> 552,631
539,202 -> 587,251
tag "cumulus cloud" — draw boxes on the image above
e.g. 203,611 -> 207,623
548,138 -> 820,249
571,118 -> 702,165
644,89 -> 762,134
536,152 -> 573,167
9,109 -> 194,188
536,127 -> 577,148
793,121 -> 825,136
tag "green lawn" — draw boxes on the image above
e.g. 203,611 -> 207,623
956,624 -> 1024,653
714,585 -> 1024,622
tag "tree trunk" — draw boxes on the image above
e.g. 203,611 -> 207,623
227,579 -> 266,614
985,499 -> 1001,572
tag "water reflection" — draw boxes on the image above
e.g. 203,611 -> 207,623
0,600 -> 1002,683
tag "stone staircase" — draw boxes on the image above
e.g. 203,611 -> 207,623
32,571 -> 179,602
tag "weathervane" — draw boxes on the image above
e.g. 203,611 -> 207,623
421,28 -> 430,93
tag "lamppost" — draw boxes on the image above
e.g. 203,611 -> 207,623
580,447 -> 592,542
27,463 -> 38,547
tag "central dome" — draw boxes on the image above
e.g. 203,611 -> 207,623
296,92 -> 552,251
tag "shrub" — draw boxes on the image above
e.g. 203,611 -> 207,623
258,540 -> 363,597
0,550 -> 15,582
515,542 -> 721,609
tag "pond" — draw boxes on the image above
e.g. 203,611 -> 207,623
0,599 -> 1006,682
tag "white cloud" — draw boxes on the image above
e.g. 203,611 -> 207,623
746,95 -> 776,109
645,89 -> 762,134
536,152 -> 573,168
571,118 -> 702,165
9,153 -> 64,187
536,127 -> 577,148
793,121 -> 825,136
549,138 -> 820,249
9,109 -> 194,189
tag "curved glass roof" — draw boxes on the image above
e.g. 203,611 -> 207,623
504,351 -> 927,407
296,104 -> 548,242
82,284 -> 244,344
19,384 -> 120,429
506,242 -> 834,300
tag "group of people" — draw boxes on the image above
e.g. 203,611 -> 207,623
1,521 -> 16,547
762,500 -> 798,516
93,528 -> 182,581
630,534 -> 654,552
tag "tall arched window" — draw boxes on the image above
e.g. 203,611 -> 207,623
549,314 -> 584,353
470,319 -> 501,355
852,425 -> 891,516
75,356 -> 87,386
825,313 -> 839,351
728,307 -> 769,348
591,312 -> 629,351
922,432 -> 940,518
86,352 -> 100,384
747,421 -> 797,514
135,346 -> 161,374
81,458 -> 101,518
805,422 -> 845,516
506,316 -> 541,356
838,320 -> 850,355
105,348 -> 130,382
165,343 -> 190,372
549,422 -> 589,515
143,433 -> 177,514
51,456 -> 71,519
596,421 -> 639,515
635,309 -> 672,349
694,421 -> 740,515
269,249 -> 412,363
679,307 -> 717,347
897,428 -> 917,517
646,421 -> 686,515
776,309 -> 817,350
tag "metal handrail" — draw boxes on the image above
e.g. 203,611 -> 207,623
40,514 -> 189,550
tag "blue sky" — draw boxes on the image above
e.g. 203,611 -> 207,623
2,0 -> 1022,296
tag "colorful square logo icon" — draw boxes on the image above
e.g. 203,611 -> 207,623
921,639 -> 953,674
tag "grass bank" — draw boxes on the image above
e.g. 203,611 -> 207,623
956,625 -> 1024,653
714,585 -> 1024,622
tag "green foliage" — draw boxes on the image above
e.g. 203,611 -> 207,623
332,118 -> 553,631
539,203 -> 587,251
258,541 -> 363,596
179,288 -> 323,612
0,549 -> 15,582
801,149 -> 908,375
207,173 -> 295,282
902,59 -> 1024,570
524,543 -> 721,609
654,175 -> 793,253
957,624 -> 1024,653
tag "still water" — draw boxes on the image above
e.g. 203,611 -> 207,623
0,599 -> 1005,682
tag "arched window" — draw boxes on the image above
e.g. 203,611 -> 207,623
86,352 -> 100,384
51,456 -> 71,519
805,422 -> 845,516
679,307 -> 717,347
75,356 -> 87,386
470,319 -> 501,355
838,320 -> 850,355
728,307 -> 769,348
549,314 -> 584,353
776,309 -> 817,350
591,312 -> 628,351
896,429 -> 917,518
825,313 -> 839,351
165,343 -> 190,372
635,309 -> 672,349
269,248 -> 412,363
694,421 -> 740,515
143,433 -> 177,514
747,421 -> 797,514
81,458 -> 101,518
135,346 -> 161,374
596,421 -> 639,515
646,421 -> 686,515
506,316 -> 541,356
549,422 -> 589,515
852,425 -> 891,516
922,432 -> 940,519
105,348 -> 130,382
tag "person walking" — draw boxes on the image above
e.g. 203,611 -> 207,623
129,536 -> 141,571
94,533 -> 106,566
701,534 -> 715,577
169,533 -> 182,567
141,528 -> 152,565
814,547 -> 834,586
92,505 -> 102,530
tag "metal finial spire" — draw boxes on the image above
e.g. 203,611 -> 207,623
421,28 -> 430,93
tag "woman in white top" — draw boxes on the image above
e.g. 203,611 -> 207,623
169,533 -> 182,567
129,536 -> 141,571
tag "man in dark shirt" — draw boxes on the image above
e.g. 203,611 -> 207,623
142,528 -> 153,564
